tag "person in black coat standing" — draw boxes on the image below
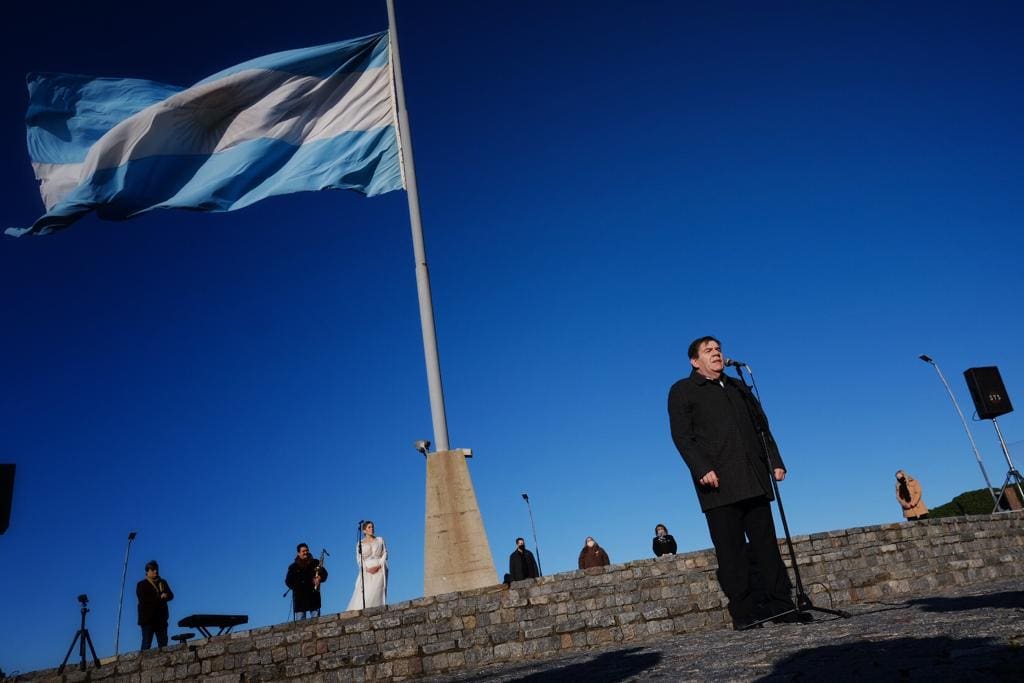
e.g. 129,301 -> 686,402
508,537 -> 540,581
286,543 -> 328,620
668,336 -> 803,630
136,560 -> 174,650
652,524 -> 678,556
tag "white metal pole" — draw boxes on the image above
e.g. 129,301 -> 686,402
920,356 -> 998,504
387,0 -> 450,451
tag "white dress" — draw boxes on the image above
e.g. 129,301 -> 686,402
346,536 -> 388,610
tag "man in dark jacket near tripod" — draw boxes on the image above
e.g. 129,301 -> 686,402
137,560 -> 174,650
668,336 -> 803,630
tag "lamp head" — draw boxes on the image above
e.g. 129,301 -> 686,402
414,440 -> 431,455
919,354 -> 934,363
521,493 -> 529,502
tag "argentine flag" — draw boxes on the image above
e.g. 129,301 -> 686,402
8,31 -> 404,237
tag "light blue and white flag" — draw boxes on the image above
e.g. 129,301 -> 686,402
8,31 -> 404,237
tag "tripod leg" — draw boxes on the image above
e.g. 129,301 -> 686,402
992,473 -> 1012,513
58,631 -> 81,674
84,629 -> 102,668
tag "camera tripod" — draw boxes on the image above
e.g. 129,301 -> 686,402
58,598 -> 101,673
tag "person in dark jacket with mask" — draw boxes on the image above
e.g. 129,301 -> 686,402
508,537 -> 540,581
668,335 -> 804,630
136,560 -> 174,650
652,524 -> 678,556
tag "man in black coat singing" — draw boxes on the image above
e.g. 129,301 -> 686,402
508,537 -> 540,582
668,336 -> 804,630
286,543 -> 328,620
136,560 -> 174,650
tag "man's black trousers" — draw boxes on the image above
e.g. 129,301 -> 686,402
704,496 -> 794,624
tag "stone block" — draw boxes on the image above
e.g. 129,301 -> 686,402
523,625 -> 553,639
421,639 -> 457,655
616,611 -> 642,625
503,590 -> 528,607
522,636 -> 561,655
585,613 -> 616,628
201,675 -> 243,683
392,657 -> 424,679
585,627 -> 620,646
492,641 -> 524,660
554,617 -> 587,633
488,624 -> 520,644
463,645 -> 494,665
284,660 -> 317,677
317,652 -> 352,670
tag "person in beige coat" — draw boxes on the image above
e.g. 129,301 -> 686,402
895,470 -> 929,521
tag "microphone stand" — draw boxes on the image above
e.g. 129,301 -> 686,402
733,363 -> 850,626
114,531 -> 137,655
357,522 -> 366,610
521,493 -> 543,576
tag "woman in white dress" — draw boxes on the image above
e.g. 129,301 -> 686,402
346,520 -> 388,610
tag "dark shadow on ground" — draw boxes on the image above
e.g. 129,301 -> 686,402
478,647 -> 662,683
906,590 -> 1024,613
755,636 -> 1024,682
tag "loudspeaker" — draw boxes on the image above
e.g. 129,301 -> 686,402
0,464 -> 14,535
963,367 -> 1014,420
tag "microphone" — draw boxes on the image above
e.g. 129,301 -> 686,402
724,358 -> 747,367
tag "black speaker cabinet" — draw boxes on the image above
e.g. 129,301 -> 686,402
963,366 -> 1014,420
0,464 -> 14,535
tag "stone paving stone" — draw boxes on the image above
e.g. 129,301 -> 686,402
420,577 -> 1024,682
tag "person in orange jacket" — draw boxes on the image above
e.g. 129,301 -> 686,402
895,470 -> 929,521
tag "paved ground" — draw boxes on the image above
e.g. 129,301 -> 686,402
421,577 -> 1024,682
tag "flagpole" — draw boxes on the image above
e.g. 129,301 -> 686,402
387,0 -> 450,452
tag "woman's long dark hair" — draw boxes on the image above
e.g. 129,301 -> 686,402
897,476 -> 911,502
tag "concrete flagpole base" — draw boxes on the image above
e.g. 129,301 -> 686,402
424,448 -> 497,596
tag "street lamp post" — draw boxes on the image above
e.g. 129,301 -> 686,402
521,493 -> 543,576
919,355 -> 998,505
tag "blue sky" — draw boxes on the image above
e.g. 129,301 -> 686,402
1,0 -> 1022,675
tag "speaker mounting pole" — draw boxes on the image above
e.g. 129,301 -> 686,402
990,417 -> 1024,513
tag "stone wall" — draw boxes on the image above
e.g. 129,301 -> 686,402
21,512 -> 1024,683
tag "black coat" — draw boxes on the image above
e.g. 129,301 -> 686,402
652,534 -> 678,556
136,577 -> 173,626
668,368 -> 785,512
286,558 -> 328,613
508,548 -> 539,581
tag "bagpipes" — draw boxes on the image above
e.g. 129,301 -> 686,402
315,548 -> 329,592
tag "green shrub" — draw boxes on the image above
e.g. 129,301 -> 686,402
929,488 -> 1006,518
